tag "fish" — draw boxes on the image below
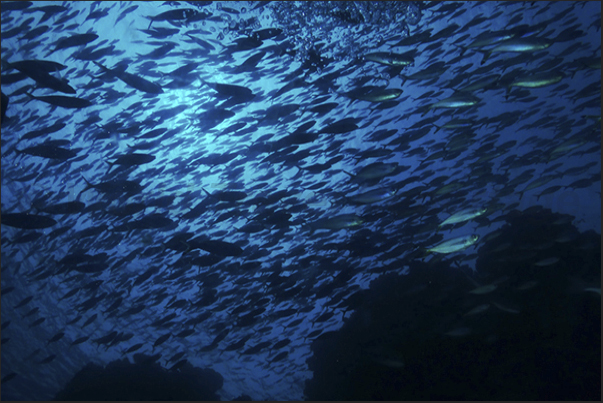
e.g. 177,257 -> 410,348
25,92 -> 92,109
169,359 -> 188,371
28,318 -> 46,328
232,51 -> 266,73
364,51 -> 415,66
35,201 -> 86,215
583,288 -> 601,296
106,153 -> 156,174
318,118 -> 359,134
270,351 -> 289,363
92,331 -> 118,347
21,307 -> 40,318
533,257 -> 560,267
202,188 -> 247,202
1,372 -> 18,384
37,354 -> 57,365
479,37 -> 552,64
468,284 -> 498,295
47,331 -> 65,345
309,214 -> 364,230
14,295 -> 34,309
82,314 -> 98,329
345,87 -> 403,103
439,207 -> 488,228
345,162 -> 399,182
241,341 -> 272,355
506,71 -> 564,99
15,121 -> 67,144
347,188 -> 397,205
457,74 -> 500,93
79,177 -> 144,197
123,343 -> 144,355
146,8 -> 201,29
2,1 -> 33,11
223,334 -> 253,352
2,213 -> 57,229
151,333 -> 171,351
15,143 -> 78,160
6,60 -> 75,93
175,329 -> 195,338
187,238 -> 244,257
45,33 -> 99,56
444,327 -> 472,337
92,61 -> 163,94
492,302 -> 520,314
424,93 -> 480,116
203,81 -> 254,98
1,92 -> 8,123
426,234 -> 479,254
252,28 -> 282,40
463,304 -> 491,316
116,4 -> 139,25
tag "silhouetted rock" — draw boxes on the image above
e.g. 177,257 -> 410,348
54,355 -> 223,401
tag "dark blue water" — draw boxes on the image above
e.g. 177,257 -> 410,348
1,1 -> 600,400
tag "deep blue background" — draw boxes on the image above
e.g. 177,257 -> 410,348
1,1 -> 600,400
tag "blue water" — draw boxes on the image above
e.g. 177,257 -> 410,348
1,1 -> 600,400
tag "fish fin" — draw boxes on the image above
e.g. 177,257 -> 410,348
474,49 -> 491,65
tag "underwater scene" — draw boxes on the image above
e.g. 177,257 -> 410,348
1,1 -> 601,400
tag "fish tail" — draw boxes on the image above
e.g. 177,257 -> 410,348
92,61 -> 110,74
105,160 -> 115,175
78,175 -> 94,199
475,49 -> 491,65
23,91 -> 35,104
453,44 -> 466,58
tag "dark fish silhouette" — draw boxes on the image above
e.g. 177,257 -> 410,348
2,213 -> 57,229
15,143 -> 78,160
93,61 -> 163,94
45,33 -> 99,56
69,336 -> 90,347
1,92 -> 8,123
106,153 -> 156,174
25,92 -> 91,109
79,177 -> 144,197
187,237 -> 244,257
8,60 -> 75,93
146,8 -> 200,29
34,201 -> 85,215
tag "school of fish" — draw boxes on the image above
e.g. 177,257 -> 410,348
1,1 -> 600,400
